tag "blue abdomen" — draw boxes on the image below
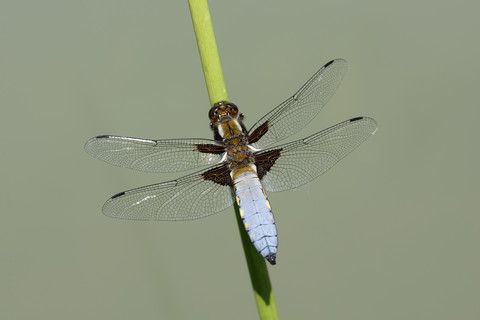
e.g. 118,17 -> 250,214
233,170 -> 278,265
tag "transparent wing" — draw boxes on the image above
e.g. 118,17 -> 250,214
102,165 -> 235,220
248,59 -> 348,149
257,117 -> 377,192
85,135 -> 224,173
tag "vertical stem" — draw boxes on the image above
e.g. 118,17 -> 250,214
188,1 -> 279,319
188,0 -> 228,105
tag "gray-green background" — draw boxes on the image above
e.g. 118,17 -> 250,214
2,1 -> 479,319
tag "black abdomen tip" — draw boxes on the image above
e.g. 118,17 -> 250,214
265,254 -> 277,265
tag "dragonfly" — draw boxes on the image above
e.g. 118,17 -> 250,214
85,59 -> 377,265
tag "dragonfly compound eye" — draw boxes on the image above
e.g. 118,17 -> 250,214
208,106 -> 219,122
226,102 -> 239,117
210,101 -> 236,122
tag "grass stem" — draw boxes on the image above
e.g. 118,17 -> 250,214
188,1 -> 279,318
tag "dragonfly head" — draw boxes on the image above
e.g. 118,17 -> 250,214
209,101 -> 239,124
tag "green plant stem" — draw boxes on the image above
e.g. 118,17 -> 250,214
188,0 -> 228,105
188,1 -> 279,319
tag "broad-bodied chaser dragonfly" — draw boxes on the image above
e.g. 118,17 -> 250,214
85,59 -> 377,265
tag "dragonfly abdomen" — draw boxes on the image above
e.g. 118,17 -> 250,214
233,166 -> 278,265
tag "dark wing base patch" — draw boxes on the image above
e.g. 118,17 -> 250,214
201,163 -> 233,186
195,143 -> 226,154
254,149 -> 282,180
247,121 -> 269,144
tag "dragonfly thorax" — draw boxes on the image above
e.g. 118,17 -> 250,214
209,101 -> 247,142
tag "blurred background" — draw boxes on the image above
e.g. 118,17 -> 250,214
1,0 -> 479,319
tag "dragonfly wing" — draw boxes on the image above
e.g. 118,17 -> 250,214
85,135 -> 225,173
255,117 -> 377,192
102,164 -> 234,220
248,59 -> 348,149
